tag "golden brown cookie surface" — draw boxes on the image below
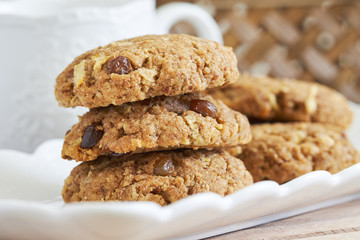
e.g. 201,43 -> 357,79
238,122 -> 360,184
55,34 -> 239,108
208,75 -> 353,128
62,149 -> 253,205
62,93 -> 251,161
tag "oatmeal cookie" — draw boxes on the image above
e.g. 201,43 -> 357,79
62,93 -> 251,161
237,122 -> 360,184
55,34 -> 239,108
208,75 -> 353,128
62,149 -> 253,205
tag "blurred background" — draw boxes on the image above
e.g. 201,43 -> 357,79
158,0 -> 360,103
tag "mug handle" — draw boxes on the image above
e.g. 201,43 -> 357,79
156,2 -> 223,44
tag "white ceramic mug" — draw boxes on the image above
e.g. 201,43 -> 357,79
0,0 -> 222,152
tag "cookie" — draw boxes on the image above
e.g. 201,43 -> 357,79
62,149 -> 253,205
62,93 -> 251,161
237,122 -> 360,184
55,34 -> 239,108
208,75 -> 353,128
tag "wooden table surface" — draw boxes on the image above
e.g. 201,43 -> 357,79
208,198 -> 360,240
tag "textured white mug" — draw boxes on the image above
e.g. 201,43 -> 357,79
0,0 -> 222,152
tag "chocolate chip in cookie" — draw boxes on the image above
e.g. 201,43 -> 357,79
153,156 -> 175,176
80,124 -> 104,149
189,99 -> 218,118
106,56 -> 133,75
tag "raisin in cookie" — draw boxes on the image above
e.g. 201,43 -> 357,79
55,34 -> 239,108
62,93 -> 251,161
237,122 -> 360,184
62,149 -> 253,205
208,75 -> 353,128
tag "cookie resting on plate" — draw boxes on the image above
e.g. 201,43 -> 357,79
235,122 -> 360,184
55,34 -> 239,108
62,149 -> 253,206
62,93 -> 251,161
208,75 -> 353,128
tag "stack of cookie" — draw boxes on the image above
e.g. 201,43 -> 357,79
209,75 -> 360,184
55,34 -> 254,205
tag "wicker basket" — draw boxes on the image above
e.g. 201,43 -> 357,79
157,0 -> 360,102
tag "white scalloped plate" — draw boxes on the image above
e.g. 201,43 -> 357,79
1,102 -> 360,240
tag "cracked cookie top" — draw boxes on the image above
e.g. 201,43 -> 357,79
208,75 -> 353,128
62,149 -> 253,205
55,34 -> 239,108
62,93 -> 251,162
